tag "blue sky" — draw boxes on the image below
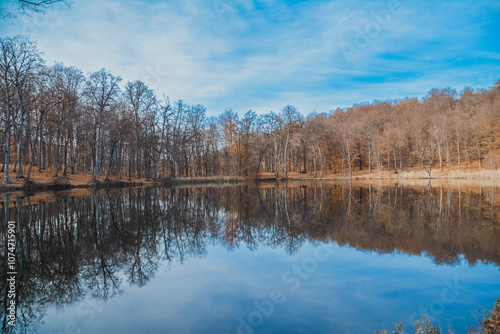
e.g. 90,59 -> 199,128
1,0 -> 499,116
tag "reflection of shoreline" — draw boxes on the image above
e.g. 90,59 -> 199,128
0,183 -> 498,268
0,184 -> 499,266
2,179 -> 499,207
252,180 -> 500,205
0,184 -> 499,333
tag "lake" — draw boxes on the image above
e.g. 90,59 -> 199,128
1,181 -> 499,334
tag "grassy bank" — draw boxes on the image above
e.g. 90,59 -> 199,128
1,165 -> 499,193
251,167 -> 500,182
0,167 -> 248,193
0,169 -> 151,192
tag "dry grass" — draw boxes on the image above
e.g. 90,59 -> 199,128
0,166 -> 151,187
0,188 -> 93,208
377,299 -> 500,334
252,164 -> 500,182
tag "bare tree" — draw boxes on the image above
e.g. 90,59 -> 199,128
83,68 -> 121,181
281,105 -> 300,179
237,110 -> 256,176
44,63 -> 84,177
124,80 -> 156,179
262,111 -> 283,178
1,0 -> 72,18
220,108 -> 239,176
0,36 -> 43,182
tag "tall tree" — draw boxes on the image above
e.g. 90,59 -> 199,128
281,105 -> 300,179
124,80 -> 156,179
262,111 -> 282,178
220,108 -> 239,176
83,68 -> 121,181
0,36 -> 43,182
45,63 -> 84,177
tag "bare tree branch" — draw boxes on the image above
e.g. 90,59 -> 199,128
1,0 -> 72,19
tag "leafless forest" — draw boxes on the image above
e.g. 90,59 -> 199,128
1,36 -> 499,184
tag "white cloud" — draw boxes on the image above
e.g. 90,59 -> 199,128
0,0 -> 498,116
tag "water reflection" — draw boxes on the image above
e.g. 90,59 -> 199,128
0,182 -> 499,333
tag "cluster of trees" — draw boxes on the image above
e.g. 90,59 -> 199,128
1,35 -> 499,184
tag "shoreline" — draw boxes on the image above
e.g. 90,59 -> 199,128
1,174 -> 498,208
252,170 -> 500,182
0,169 -> 499,194
0,175 -> 247,193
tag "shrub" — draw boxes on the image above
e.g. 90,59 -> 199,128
377,299 -> 500,334
480,299 -> 500,334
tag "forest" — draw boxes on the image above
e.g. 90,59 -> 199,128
1,35 -> 499,184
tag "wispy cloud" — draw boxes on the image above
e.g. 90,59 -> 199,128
0,0 -> 499,115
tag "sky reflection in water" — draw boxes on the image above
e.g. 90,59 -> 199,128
1,182 -> 499,334
39,243 -> 500,334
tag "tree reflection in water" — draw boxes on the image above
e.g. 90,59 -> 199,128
0,182 -> 499,333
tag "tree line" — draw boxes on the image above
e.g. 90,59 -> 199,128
1,35 -> 499,184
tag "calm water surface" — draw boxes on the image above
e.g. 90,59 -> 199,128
1,181 -> 499,334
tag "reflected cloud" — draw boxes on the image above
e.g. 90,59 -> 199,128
0,182 -> 499,332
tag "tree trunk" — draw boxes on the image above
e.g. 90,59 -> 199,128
302,142 -> 307,173
16,91 -> 26,178
456,129 -> 460,174
478,149 -> 481,171
320,155 -> 323,178
341,148 -> 346,175
434,125 -> 443,172
92,126 -> 101,181
63,138 -> 68,175
357,142 -> 362,170
398,146 -> 403,171
54,125 -> 61,177
393,149 -> 397,171
4,102 -> 13,184
313,151 -> 317,174
445,138 -> 451,170
346,144 -> 353,179
368,144 -> 372,174
283,130 -> 290,179
274,137 -> 278,178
